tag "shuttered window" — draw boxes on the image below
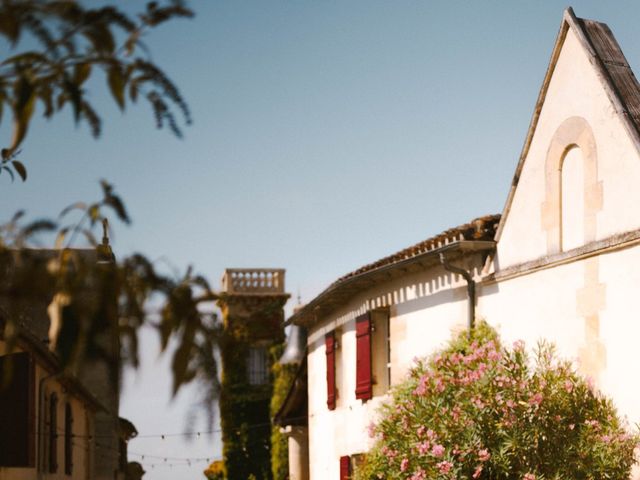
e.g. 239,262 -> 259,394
49,393 -> 58,473
65,402 -> 73,475
339,455 -> 351,480
0,352 -> 36,467
355,313 -> 372,400
325,331 -> 336,410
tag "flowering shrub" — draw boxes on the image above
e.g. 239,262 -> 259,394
355,322 -> 638,480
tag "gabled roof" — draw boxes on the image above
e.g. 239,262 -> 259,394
289,215 -> 499,327
495,7 -> 640,241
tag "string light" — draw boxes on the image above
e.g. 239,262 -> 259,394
36,414 -> 307,439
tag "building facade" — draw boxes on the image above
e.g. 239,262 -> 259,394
0,246 -> 129,480
290,9 -> 640,479
0,319 -> 101,480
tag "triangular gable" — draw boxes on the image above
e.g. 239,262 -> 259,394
494,7 -> 640,269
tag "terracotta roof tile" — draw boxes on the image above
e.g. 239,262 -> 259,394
333,214 -> 500,286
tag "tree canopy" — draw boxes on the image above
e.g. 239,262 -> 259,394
0,0 -> 193,180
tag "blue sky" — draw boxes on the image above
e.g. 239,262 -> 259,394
3,1 -> 640,478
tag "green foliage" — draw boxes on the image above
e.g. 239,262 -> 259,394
0,0 -> 221,438
356,322 -> 638,480
203,460 -> 224,480
270,346 -> 298,480
0,0 -> 193,180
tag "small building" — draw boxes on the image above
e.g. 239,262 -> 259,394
289,8 -> 640,479
0,246 -> 131,480
0,318 -> 103,480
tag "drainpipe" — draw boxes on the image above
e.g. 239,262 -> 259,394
439,253 -> 475,338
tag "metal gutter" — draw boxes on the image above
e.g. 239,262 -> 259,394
439,253 -> 475,338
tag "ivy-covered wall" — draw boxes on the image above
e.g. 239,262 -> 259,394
218,297 -> 286,480
270,346 -> 298,480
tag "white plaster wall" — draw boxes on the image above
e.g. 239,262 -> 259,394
498,27 -> 640,268
480,243 -> 640,428
306,244 -> 640,479
306,263 -> 476,480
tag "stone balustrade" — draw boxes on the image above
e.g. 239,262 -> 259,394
222,268 -> 286,294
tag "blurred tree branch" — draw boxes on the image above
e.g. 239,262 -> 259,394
1,181 -> 221,403
0,0 -> 194,180
0,1 -> 223,413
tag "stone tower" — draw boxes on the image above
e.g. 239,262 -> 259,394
217,269 -> 289,480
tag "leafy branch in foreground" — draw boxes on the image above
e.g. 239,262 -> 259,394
0,181 -> 220,405
0,0 -> 194,179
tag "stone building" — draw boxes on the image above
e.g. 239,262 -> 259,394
217,269 -> 289,480
288,8 -> 640,479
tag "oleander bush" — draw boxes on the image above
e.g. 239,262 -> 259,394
355,322 -> 638,480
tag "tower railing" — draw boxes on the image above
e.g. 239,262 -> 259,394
222,268 -> 285,294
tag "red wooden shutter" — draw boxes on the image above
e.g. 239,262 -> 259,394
339,455 -> 351,479
355,313 -> 372,400
325,331 -> 336,410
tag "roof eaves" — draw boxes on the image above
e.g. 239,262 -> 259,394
289,239 -> 496,328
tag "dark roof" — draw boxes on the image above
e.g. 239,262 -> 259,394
289,215 -> 500,327
14,325 -> 106,412
0,247 -> 108,412
577,15 -> 640,139
496,8 -> 640,240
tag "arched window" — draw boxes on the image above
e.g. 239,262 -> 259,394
49,393 -> 58,473
64,402 -> 73,475
561,146 -> 585,251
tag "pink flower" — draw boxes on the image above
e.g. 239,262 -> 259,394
417,441 -> 430,455
523,474 -> 536,480
431,444 -> 445,457
478,448 -> 490,462
473,466 -> 483,478
487,349 -> 501,361
367,422 -> 376,438
400,458 -> 409,472
513,340 -> 525,351
437,461 -> 453,474
410,468 -> 426,480
528,393 -> 543,406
